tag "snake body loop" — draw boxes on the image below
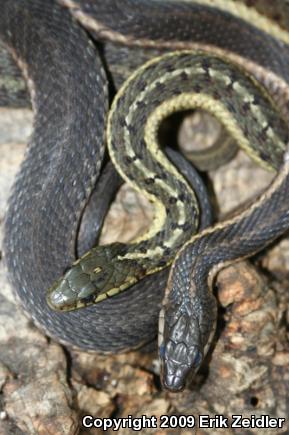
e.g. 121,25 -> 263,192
2,0 -> 289,392
2,0 -> 212,352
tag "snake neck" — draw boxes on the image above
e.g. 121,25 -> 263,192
160,155 -> 289,391
159,250 -> 217,391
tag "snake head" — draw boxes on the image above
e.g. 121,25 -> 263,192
159,306 -> 204,392
46,243 -> 146,311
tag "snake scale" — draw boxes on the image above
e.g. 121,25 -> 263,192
2,0 -> 289,391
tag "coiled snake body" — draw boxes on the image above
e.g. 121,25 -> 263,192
2,0 -> 289,391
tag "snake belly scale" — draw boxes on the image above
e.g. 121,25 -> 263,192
2,0 -> 289,392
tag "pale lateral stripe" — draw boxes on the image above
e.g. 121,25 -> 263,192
124,64 -> 284,165
108,55 -> 286,254
63,0 -> 289,47
144,92 -> 284,171
182,0 -> 289,46
112,58 -> 285,194
122,227 -> 184,260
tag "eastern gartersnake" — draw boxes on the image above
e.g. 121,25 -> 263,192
2,0 -> 289,392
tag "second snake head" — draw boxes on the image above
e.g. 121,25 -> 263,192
159,304 -> 204,392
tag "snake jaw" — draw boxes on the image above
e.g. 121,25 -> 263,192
46,278 -> 74,311
159,307 -> 204,392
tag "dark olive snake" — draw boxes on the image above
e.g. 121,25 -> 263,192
2,0 -> 289,392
